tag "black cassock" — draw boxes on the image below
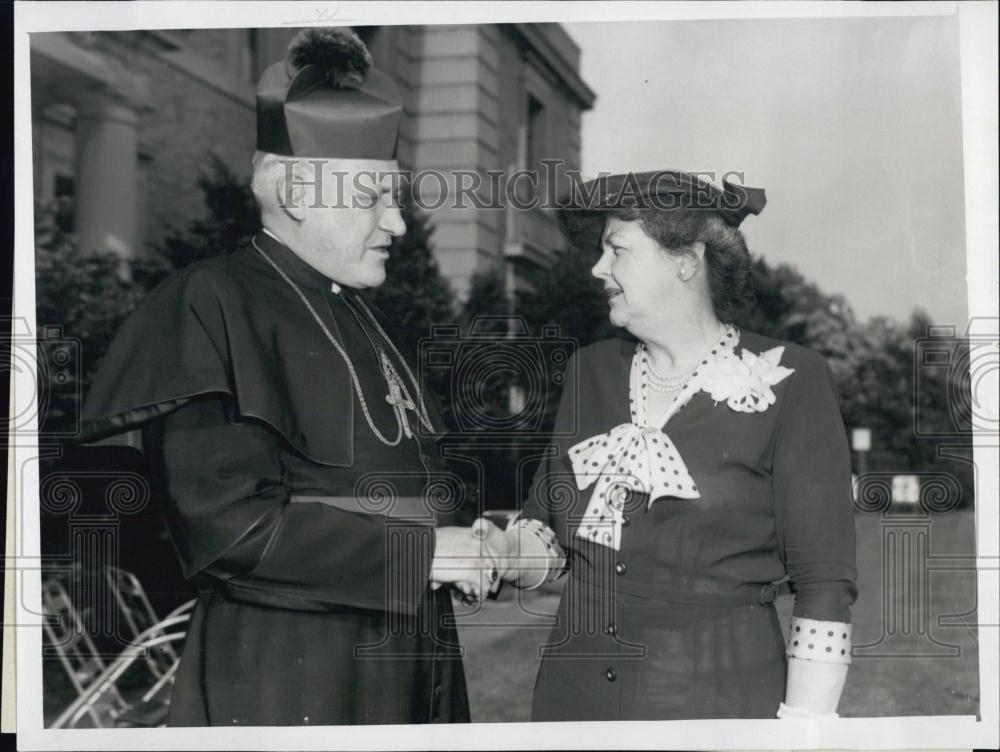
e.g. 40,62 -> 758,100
80,233 -> 469,725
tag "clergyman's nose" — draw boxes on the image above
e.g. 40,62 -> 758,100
382,205 -> 406,238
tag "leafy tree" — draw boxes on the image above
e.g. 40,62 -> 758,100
460,270 -> 509,333
158,154 -> 261,267
738,256 -> 973,506
33,201 -> 168,434
516,246 -> 615,347
365,186 -> 455,358
439,270 -> 514,432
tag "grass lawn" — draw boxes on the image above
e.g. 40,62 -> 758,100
455,508 -> 980,722
43,509 -> 979,725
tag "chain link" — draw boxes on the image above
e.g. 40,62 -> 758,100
253,239 -> 435,447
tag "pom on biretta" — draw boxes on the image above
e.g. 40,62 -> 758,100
256,27 -> 402,159
555,170 -> 767,251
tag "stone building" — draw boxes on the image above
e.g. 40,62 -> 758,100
30,25 -> 594,298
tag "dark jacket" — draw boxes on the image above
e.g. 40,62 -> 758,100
522,332 -> 857,720
81,233 -> 469,725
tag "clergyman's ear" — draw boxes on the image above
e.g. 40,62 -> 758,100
274,158 -> 310,222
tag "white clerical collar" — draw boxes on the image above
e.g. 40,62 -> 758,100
261,226 -> 342,294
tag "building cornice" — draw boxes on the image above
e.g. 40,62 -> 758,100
508,24 -> 596,110
30,33 -> 151,110
156,44 -> 255,109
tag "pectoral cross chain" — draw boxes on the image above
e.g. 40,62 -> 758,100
380,349 -> 416,439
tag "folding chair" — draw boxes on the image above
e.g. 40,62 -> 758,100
50,599 -> 196,729
105,566 -> 180,676
42,576 -> 123,727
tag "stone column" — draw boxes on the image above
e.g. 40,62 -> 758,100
73,94 -> 139,260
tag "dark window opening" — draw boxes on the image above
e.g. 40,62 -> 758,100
53,174 -> 75,232
526,95 -> 545,199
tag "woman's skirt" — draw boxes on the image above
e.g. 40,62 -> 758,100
531,570 -> 787,721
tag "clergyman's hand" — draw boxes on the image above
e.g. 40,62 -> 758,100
470,517 -> 512,594
430,526 -> 499,602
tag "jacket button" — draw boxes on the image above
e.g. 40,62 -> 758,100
606,622 -> 618,636
621,514 -> 631,527
615,562 -> 627,576
605,668 -> 617,682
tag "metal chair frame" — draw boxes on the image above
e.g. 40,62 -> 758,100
50,600 -> 196,729
104,566 -> 181,676
42,576 -> 124,727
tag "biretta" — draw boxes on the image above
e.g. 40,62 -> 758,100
256,27 -> 402,159
556,170 -> 766,251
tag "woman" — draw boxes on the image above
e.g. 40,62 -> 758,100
479,170 -> 857,720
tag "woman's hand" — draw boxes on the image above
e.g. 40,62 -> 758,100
430,525 -> 500,602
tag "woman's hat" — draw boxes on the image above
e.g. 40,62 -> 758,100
256,27 -> 402,159
556,170 -> 766,251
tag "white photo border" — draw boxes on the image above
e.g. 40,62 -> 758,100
11,2 -> 999,750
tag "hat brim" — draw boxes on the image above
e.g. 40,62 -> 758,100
554,170 -> 767,252
556,206 -> 608,253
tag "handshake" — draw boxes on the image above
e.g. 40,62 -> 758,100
430,518 -> 514,603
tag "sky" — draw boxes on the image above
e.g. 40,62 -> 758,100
564,14 -> 970,327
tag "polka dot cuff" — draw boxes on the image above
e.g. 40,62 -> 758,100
787,617 -> 852,664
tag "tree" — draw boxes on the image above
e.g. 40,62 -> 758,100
158,154 -> 261,268
739,256 -> 973,507
460,269 -> 509,332
365,186 -> 455,358
516,245 -> 615,347
33,201 -> 168,434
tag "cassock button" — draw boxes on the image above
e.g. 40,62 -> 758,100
605,667 -> 617,682
615,562 -> 627,576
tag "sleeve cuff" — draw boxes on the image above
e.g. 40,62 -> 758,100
506,515 -> 567,589
787,616 -> 852,664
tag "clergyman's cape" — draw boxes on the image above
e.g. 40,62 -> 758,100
80,239 -> 440,465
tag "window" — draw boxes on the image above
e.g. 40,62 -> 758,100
526,94 -> 545,168
53,174 -> 74,199
245,29 -> 258,81
53,174 -> 75,232
525,94 -> 546,200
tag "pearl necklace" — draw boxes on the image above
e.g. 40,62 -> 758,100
646,377 -> 688,394
642,323 -> 725,393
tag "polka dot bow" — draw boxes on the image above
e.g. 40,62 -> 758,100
568,325 -> 739,550
569,423 -> 700,549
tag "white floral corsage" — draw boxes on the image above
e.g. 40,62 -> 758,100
699,345 -> 794,413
